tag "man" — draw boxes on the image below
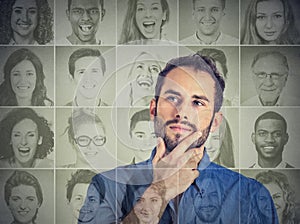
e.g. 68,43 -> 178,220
242,51 -> 299,106
88,54 -> 278,223
129,109 -> 157,163
66,169 -> 105,224
61,0 -> 105,45
180,0 -> 238,45
66,48 -> 108,106
250,111 -> 294,168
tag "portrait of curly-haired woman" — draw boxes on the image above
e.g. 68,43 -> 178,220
0,48 -> 53,106
0,108 -> 54,168
0,0 -> 53,45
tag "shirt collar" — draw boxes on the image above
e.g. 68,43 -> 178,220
252,160 -> 287,168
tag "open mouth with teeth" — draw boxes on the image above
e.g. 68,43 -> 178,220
137,79 -> 153,88
82,83 -> 96,89
142,21 -> 156,33
18,147 -> 31,155
17,85 -> 30,90
79,24 -> 93,33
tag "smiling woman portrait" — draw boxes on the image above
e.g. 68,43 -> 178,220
0,48 -> 53,106
0,0 -> 53,45
241,0 -> 300,44
0,108 -> 54,168
119,0 -> 170,45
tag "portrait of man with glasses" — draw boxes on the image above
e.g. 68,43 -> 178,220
242,50 -> 299,106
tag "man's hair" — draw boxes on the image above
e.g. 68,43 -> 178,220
0,108 -> 54,159
155,53 -> 225,112
129,109 -> 151,137
68,0 -> 104,11
251,51 -> 289,71
254,111 -> 287,133
197,48 -> 228,79
193,0 -> 226,10
5,170 -> 43,206
66,169 -> 105,203
68,48 -> 106,78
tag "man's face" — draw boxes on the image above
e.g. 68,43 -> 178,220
194,179 -> 222,222
150,66 -> 221,152
204,126 -> 221,161
73,56 -> 104,100
131,120 -> 156,151
134,187 -> 163,223
69,183 -> 100,223
11,0 -> 38,40
252,119 -> 288,161
252,55 -> 288,105
8,184 -> 40,224
192,0 -> 224,36
67,0 -> 102,43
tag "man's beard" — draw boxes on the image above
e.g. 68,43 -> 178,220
154,116 -> 213,153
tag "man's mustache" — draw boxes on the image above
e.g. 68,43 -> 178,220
165,119 -> 197,132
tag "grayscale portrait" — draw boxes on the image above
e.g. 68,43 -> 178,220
241,47 -> 300,106
0,108 -> 54,168
56,169 -> 105,224
241,169 -> 300,224
240,108 -> 300,168
0,0 -> 54,45
193,46 -> 239,106
56,108 -> 117,169
55,46 -> 116,106
241,0 -> 300,44
55,0 -> 116,45
0,47 -> 54,106
117,0 -> 177,45
121,182 -> 166,224
115,45 -> 176,107
179,0 -> 239,45
0,169 -> 54,224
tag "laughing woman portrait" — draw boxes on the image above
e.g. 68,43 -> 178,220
0,108 -> 54,168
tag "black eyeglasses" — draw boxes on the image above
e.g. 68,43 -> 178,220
74,135 -> 106,147
254,72 -> 287,80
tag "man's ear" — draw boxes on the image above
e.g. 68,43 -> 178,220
149,98 -> 157,121
251,133 -> 255,144
101,9 -> 106,21
66,10 -> 70,21
283,133 -> 289,145
210,112 -> 223,133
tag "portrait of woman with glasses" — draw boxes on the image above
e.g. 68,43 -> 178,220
61,108 -> 107,168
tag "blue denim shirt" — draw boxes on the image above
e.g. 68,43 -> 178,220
90,149 -> 278,224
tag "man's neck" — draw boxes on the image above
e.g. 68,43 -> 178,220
196,31 -> 221,44
259,96 -> 279,106
13,33 -> 35,44
67,34 -> 97,45
75,95 -> 100,107
258,156 -> 282,168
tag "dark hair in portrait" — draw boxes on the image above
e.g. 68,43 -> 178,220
0,48 -> 53,106
68,48 -> 106,78
67,0 -> 105,12
66,169 -> 105,203
155,53 -> 225,113
192,0 -> 226,10
119,0 -> 170,44
129,109 -> 151,137
241,0 -> 300,44
0,0 -> 54,44
254,111 -> 287,133
256,170 -> 296,224
0,108 -> 54,159
4,170 -> 43,223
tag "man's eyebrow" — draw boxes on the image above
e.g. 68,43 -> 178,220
164,89 -> 181,96
192,94 -> 210,103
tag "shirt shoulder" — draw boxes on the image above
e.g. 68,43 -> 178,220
218,33 -> 239,45
180,34 -> 198,45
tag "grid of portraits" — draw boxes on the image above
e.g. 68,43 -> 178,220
0,0 -> 299,223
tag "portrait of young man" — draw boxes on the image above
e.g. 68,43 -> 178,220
83,53 -> 278,223
180,0 -> 239,45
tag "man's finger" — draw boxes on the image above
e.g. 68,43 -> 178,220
153,137 -> 166,164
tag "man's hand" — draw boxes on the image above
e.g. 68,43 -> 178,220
152,131 -> 204,201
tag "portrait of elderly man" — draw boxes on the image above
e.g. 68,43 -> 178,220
242,50 -> 299,106
82,53 -> 278,223
250,111 -> 294,168
180,0 -> 239,45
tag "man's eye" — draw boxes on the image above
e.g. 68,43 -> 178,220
211,8 -> 219,13
196,8 -> 205,13
89,9 -> 99,15
257,132 -> 267,137
150,66 -> 160,73
14,9 -> 22,14
193,100 -> 204,107
151,198 -> 158,203
166,96 -> 179,104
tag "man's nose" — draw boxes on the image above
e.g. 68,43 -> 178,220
264,133 -> 275,142
263,74 -> 274,85
81,10 -> 91,20
203,10 -> 212,20
175,102 -> 189,120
